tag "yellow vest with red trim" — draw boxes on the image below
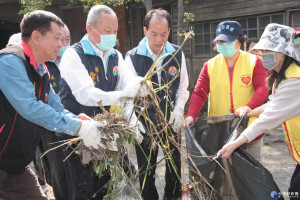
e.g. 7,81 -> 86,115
280,62 -> 300,164
207,50 -> 257,114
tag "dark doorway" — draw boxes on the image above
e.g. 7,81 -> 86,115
127,3 -> 172,50
0,30 -> 20,50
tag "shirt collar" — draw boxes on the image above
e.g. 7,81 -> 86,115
136,37 -> 176,59
145,40 -> 166,60
18,41 -> 38,70
49,59 -> 60,66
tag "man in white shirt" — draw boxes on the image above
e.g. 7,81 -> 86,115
58,5 -> 144,199
125,8 -> 189,200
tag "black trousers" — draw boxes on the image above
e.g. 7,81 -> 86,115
33,131 -> 68,200
289,164 -> 300,200
135,124 -> 181,200
60,142 -> 111,200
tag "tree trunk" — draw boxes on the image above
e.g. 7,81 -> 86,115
141,0 -> 152,13
177,0 -> 184,45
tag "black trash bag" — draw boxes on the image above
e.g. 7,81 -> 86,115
228,148 -> 283,199
186,114 -> 282,200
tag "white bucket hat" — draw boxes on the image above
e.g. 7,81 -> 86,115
252,23 -> 298,60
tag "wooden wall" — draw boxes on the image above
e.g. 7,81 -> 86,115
185,0 -> 299,22
175,0 -> 300,86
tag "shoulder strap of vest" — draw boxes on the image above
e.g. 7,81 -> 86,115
0,45 -> 32,79
0,45 -> 27,64
0,45 -> 42,100
248,52 -> 257,68
171,44 -> 182,61
71,42 -> 84,55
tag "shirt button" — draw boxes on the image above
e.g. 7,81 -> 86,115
228,94 -> 231,97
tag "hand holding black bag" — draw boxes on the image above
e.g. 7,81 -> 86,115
186,114 -> 282,200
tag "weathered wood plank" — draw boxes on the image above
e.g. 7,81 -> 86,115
186,0 -> 298,21
186,0 -> 294,10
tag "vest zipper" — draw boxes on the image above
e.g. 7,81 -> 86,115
226,53 -> 240,114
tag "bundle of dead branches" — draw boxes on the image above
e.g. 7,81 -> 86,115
52,107 -> 142,200
70,109 -> 136,166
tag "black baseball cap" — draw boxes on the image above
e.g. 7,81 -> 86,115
215,21 -> 243,42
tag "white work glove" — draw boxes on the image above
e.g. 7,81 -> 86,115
78,120 -> 107,150
128,113 -> 145,144
122,76 -> 151,98
137,77 -> 151,97
169,107 -> 184,133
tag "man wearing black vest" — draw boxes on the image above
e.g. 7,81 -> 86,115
33,24 -> 72,199
58,5 -> 146,199
125,9 -> 189,200
0,10 -> 108,200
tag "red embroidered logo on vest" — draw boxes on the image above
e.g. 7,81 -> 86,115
169,66 -> 177,76
241,75 -> 251,86
113,66 -> 118,76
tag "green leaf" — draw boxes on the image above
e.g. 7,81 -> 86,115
18,0 -> 53,16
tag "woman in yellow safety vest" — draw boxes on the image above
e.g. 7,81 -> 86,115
184,21 -> 269,163
218,23 -> 300,199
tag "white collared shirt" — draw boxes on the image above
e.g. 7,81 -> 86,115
59,38 -> 135,107
146,40 -> 165,87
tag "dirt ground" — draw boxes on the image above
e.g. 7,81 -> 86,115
45,126 -> 295,199
262,127 -> 295,194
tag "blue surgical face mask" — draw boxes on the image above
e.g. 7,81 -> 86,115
217,42 -> 238,57
92,26 -> 116,51
294,37 -> 300,45
57,44 -> 70,57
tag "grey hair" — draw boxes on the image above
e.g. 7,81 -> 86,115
86,5 -> 116,28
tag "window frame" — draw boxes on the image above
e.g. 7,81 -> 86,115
291,10 -> 300,28
192,12 -> 285,57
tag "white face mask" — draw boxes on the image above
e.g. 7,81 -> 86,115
261,52 -> 279,70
